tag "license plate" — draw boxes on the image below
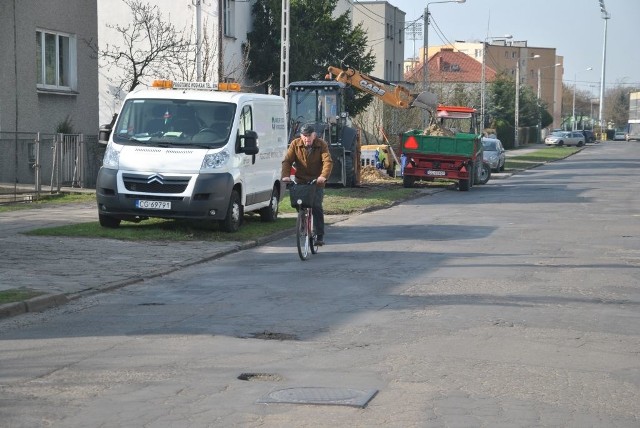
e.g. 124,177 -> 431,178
136,200 -> 171,210
426,170 -> 446,176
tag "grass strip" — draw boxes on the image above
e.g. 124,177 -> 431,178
0,289 -> 44,304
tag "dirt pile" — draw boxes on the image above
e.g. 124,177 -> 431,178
423,124 -> 454,136
360,166 -> 396,184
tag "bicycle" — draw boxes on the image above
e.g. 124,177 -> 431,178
288,179 -> 319,261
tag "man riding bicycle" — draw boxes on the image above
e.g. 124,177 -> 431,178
282,124 -> 333,245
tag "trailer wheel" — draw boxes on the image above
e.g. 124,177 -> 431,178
470,161 -> 476,188
402,175 -> 415,188
459,179 -> 470,191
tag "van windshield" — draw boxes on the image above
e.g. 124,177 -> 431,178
113,99 -> 236,148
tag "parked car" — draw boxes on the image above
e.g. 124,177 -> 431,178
482,137 -> 506,172
614,131 -> 626,141
544,131 -> 585,147
580,130 -> 596,144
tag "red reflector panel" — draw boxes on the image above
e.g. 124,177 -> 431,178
404,136 -> 419,150
460,165 -> 467,172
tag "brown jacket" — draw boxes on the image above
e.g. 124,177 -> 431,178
281,137 -> 333,187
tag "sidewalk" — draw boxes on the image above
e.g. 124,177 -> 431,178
504,142 -> 546,157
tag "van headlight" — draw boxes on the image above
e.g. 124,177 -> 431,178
102,143 -> 121,169
202,150 -> 230,169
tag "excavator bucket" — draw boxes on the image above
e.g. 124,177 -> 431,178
411,91 -> 438,110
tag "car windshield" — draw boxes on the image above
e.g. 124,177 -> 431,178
551,131 -> 568,137
113,99 -> 236,148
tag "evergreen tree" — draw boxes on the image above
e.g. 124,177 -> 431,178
245,0 -> 376,116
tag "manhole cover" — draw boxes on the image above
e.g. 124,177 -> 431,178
258,387 -> 378,408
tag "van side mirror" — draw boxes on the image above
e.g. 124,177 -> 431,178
98,113 -> 117,145
98,123 -> 112,145
241,130 -> 259,155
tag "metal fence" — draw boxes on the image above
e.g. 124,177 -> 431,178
0,132 -> 103,203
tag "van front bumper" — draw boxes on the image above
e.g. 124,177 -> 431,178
96,168 -> 234,221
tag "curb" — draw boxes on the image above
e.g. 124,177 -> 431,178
0,293 -> 69,319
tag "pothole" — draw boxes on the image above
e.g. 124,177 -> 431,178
249,331 -> 299,341
238,372 -> 283,382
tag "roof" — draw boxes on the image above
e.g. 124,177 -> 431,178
405,48 -> 496,84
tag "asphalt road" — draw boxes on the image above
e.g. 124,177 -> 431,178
0,142 -> 638,427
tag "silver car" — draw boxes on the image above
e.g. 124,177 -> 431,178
544,131 -> 585,147
482,137 -> 505,172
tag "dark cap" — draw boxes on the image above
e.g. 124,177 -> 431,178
300,124 -> 315,135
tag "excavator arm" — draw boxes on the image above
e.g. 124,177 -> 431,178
326,66 -> 435,110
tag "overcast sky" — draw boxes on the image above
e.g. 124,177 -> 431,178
361,0 -> 639,96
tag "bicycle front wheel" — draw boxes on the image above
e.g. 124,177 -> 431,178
296,209 -> 311,260
309,209 -> 319,254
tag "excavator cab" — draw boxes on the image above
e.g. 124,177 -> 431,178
287,81 -> 360,187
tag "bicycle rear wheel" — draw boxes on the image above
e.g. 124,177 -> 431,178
296,209 -> 311,260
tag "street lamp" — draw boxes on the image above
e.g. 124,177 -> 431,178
514,54 -> 539,147
572,67 -> 593,131
536,62 -> 561,142
598,0 -> 610,137
422,0 -> 466,127
481,34 -> 512,130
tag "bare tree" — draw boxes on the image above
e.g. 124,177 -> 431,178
172,18 -> 253,86
95,0 -> 191,98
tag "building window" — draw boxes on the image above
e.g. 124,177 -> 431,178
36,29 -> 76,91
224,0 -> 235,37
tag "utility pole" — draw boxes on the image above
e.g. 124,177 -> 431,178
194,0 -> 202,81
280,0 -> 290,106
598,0 -> 610,136
217,0 -> 223,82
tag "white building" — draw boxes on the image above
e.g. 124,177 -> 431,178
98,0 -> 253,125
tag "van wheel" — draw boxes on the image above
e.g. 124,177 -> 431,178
220,190 -> 242,232
99,214 -> 121,228
259,185 -> 279,222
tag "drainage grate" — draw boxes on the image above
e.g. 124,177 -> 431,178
238,373 -> 283,382
257,387 -> 378,408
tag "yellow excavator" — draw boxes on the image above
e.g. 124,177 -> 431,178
326,65 -> 435,110
287,65 -> 433,186
327,66 -> 435,181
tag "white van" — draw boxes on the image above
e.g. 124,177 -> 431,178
96,80 -> 287,232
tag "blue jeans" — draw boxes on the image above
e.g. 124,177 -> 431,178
312,187 -> 325,237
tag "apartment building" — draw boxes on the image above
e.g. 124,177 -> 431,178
454,40 -> 563,127
1,0 -> 99,135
